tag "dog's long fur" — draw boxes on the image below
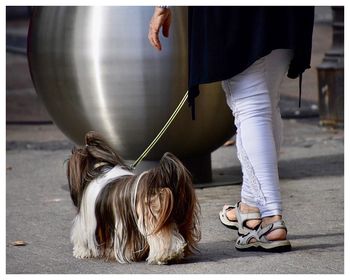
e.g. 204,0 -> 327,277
67,131 -> 200,264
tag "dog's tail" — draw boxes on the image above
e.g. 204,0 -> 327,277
67,131 -> 127,209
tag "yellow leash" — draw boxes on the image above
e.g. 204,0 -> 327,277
130,90 -> 189,169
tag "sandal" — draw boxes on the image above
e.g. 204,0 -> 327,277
219,202 -> 261,235
235,220 -> 291,252
219,204 -> 239,230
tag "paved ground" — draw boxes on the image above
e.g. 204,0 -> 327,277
5,11 -> 345,275
6,118 -> 344,273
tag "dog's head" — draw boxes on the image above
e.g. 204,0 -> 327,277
135,152 -> 200,262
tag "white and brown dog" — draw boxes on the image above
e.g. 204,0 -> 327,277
67,131 -> 200,264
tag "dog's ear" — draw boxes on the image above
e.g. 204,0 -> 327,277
159,153 -> 201,255
149,188 -> 174,234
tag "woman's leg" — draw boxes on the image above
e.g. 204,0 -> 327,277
222,49 -> 292,225
265,49 -> 293,159
229,86 -> 281,216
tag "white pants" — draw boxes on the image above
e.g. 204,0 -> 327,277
222,49 -> 293,218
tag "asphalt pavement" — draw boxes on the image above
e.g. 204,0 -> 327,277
6,117 -> 344,274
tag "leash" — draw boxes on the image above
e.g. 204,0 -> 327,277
129,90 -> 189,170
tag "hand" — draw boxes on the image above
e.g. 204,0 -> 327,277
148,7 -> 172,51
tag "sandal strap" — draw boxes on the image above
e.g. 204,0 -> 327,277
222,204 -> 236,212
236,220 -> 290,249
257,220 -> 287,241
235,201 -> 261,230
236,230 -> 259,245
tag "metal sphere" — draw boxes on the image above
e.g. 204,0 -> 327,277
27,6 -> 234,160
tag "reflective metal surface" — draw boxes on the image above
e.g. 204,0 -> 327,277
28,6 -> 234,160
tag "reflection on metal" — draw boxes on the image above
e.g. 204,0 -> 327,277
27,6 -> 234,182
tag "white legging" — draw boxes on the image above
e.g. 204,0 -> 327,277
222,49 -> 293,218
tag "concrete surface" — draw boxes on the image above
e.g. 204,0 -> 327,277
6,118 -> 344,274
5,14 -> 345,274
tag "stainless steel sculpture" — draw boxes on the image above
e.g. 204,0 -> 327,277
27,6 -> 234,181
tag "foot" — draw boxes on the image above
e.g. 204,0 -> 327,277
235,218 -> 291,251
225,202 -> 261,230
244,215 -> 287,244
261,215 -> 287,241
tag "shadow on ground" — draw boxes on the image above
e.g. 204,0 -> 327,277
213,153 -> 343,183
183,231 -> 343,264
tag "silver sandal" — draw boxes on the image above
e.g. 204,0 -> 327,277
219,202 -> 261,235
235,220 -> 291,252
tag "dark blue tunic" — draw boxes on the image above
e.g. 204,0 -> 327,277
188,6 -> 315,119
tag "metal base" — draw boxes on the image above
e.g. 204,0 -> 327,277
195,172 -> 242,189
182,154 -> 212,184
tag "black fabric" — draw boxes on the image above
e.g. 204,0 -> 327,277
188,6 -> 315,119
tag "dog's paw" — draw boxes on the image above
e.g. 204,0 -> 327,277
147,242 -> 186,265
73,246 -> 93,259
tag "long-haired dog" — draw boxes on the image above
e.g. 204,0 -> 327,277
67,131 -> 200,264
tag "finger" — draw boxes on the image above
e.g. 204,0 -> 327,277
149,26 -> 162,50
149,33 -> 161,51
148,30 -> 157,49
149,31 -> 160,50
148,21 -> 162,50
154,34 -> 161,50
162,12 -> 171,38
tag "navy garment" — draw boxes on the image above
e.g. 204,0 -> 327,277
188,6 -> 315,119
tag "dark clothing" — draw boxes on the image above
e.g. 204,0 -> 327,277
188,6 -> 315,119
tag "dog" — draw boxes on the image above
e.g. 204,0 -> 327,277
66,131 -> 200,264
